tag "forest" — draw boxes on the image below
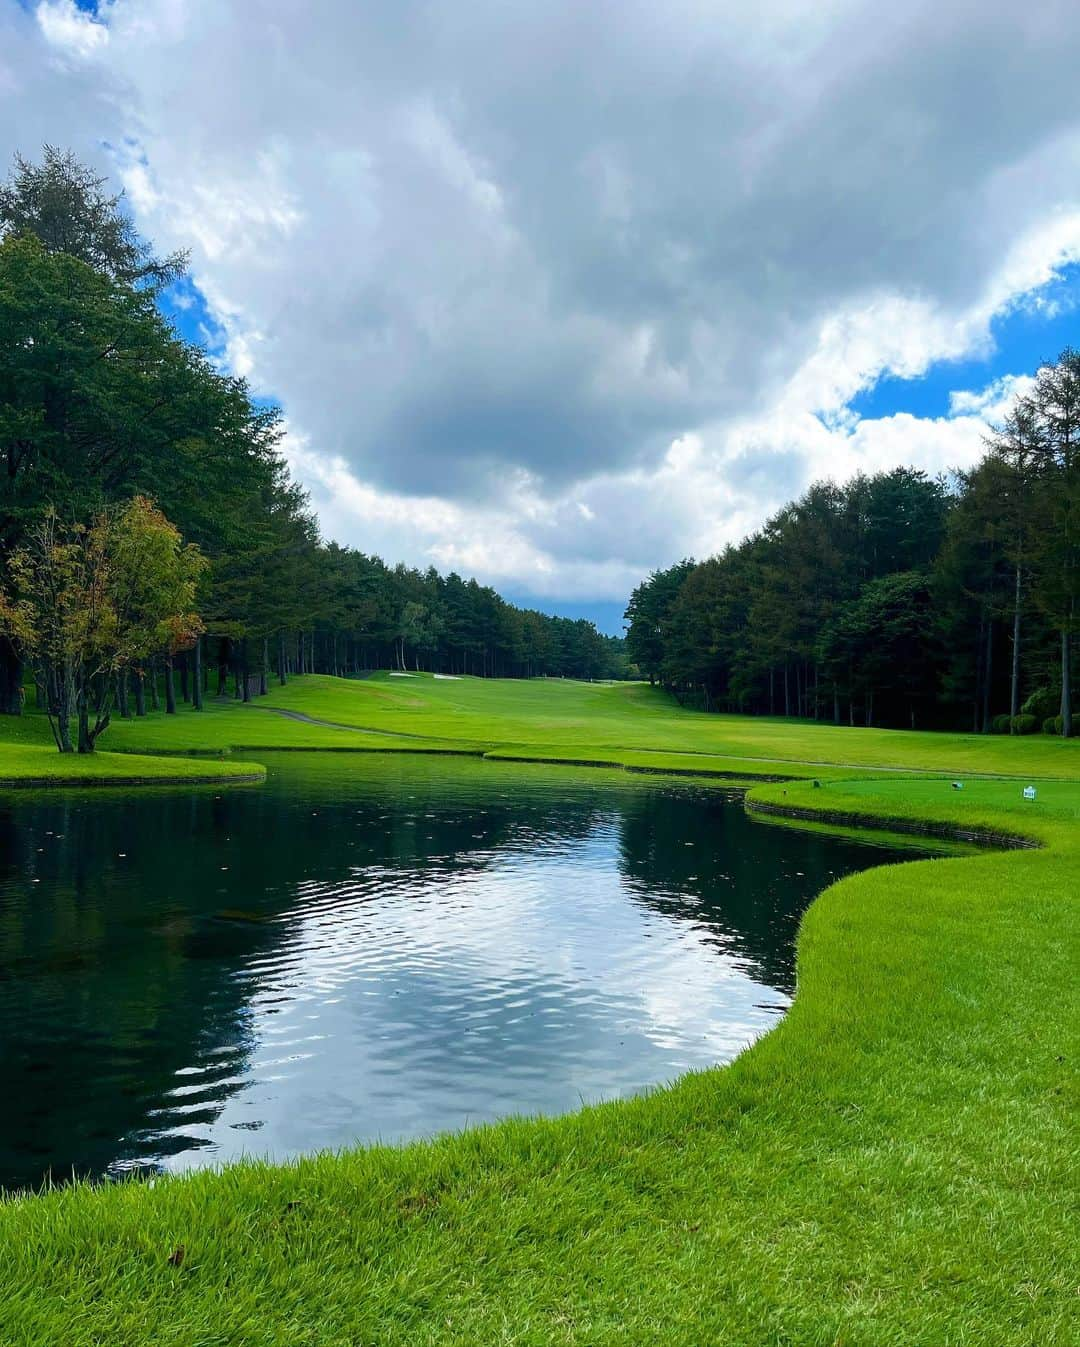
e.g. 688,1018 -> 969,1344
626,383 -> 1079,735
0,150 -> 625,747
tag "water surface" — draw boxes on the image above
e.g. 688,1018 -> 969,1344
0,754 -> 932,1188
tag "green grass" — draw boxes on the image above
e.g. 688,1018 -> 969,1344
252,672 -> 1080,777
11,670 -> 1075,781
0,675 -> 1077,1343
0,709 -> 264,785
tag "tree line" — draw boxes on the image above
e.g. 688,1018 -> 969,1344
626,359 -> 1080,736
0,149 -> 625,748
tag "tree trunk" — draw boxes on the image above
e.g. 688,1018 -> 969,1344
77,694 -> 91,754
134,670 -> 146,717
1009,564 -> 1022,727
260,638 -> 269,696
45,660 -> 74,753
192,637 -> 203,711
116,670 -> 131,719
76,673 -> 111,753
241,639 -> 251,703
150,656 -> 160,711
1062,625 -> 1073,737
981,617 -> 993,734
783,664 -> 791,717
165,654 -> 177,714
0,637 -> 22,716
972,610 -> 984,732
57,671 -> 74,753
179,654 -> 190,703
278,631 -> 287,686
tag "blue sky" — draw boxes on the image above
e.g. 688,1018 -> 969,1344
850,265 -> 1080,423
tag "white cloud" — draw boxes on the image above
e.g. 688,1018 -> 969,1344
948,373 -> 1035,420
4,0 -> 1080,604
35,0 -> 108,60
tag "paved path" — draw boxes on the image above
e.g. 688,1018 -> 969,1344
255,706 -> 452,742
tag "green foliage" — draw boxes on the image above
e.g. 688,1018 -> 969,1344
0,146 -> 187,290
992,713 -> 1013,733
1011,712 -> 1038,734
629,362 -> 1080,733
0,498 -> 206,751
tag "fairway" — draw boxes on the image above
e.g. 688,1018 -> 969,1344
8,671 -> 1076,785
250,674 -> 1080,776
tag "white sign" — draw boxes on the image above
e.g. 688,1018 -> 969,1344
1023,786 -> 1037,801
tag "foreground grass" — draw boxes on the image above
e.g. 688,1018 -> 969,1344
1,676 -> 1077,1343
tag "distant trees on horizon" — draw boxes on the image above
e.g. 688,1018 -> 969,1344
626,359 -> 1080,736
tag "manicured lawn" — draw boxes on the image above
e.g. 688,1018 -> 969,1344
12,671 -> 1075,780
0,712 -> 264,786
0,676 -> 1076,1344
261,673 -> 1080,776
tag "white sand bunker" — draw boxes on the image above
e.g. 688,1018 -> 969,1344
434,674 -> 461,680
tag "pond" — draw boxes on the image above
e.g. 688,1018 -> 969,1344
0,753 -> 935,1190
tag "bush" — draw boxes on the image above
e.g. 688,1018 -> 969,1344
1043,715 -> 1066,736
991,713 -> 1012,734
1011,713 -> 1038,735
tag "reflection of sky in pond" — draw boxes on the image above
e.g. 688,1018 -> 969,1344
0,754 -> 934,1187
186,820 -> 779,1165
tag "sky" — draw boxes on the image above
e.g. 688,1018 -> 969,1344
4,2 -> 1080,634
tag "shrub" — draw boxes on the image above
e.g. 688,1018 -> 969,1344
1010,713 -> 1038,735
1022,687 -> 1056,721
1043,715 -> 1064,736
991,713 -> 1012,734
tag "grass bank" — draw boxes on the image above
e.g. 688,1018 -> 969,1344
0,716 -> 264,787
0,677 -> 1076,1343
